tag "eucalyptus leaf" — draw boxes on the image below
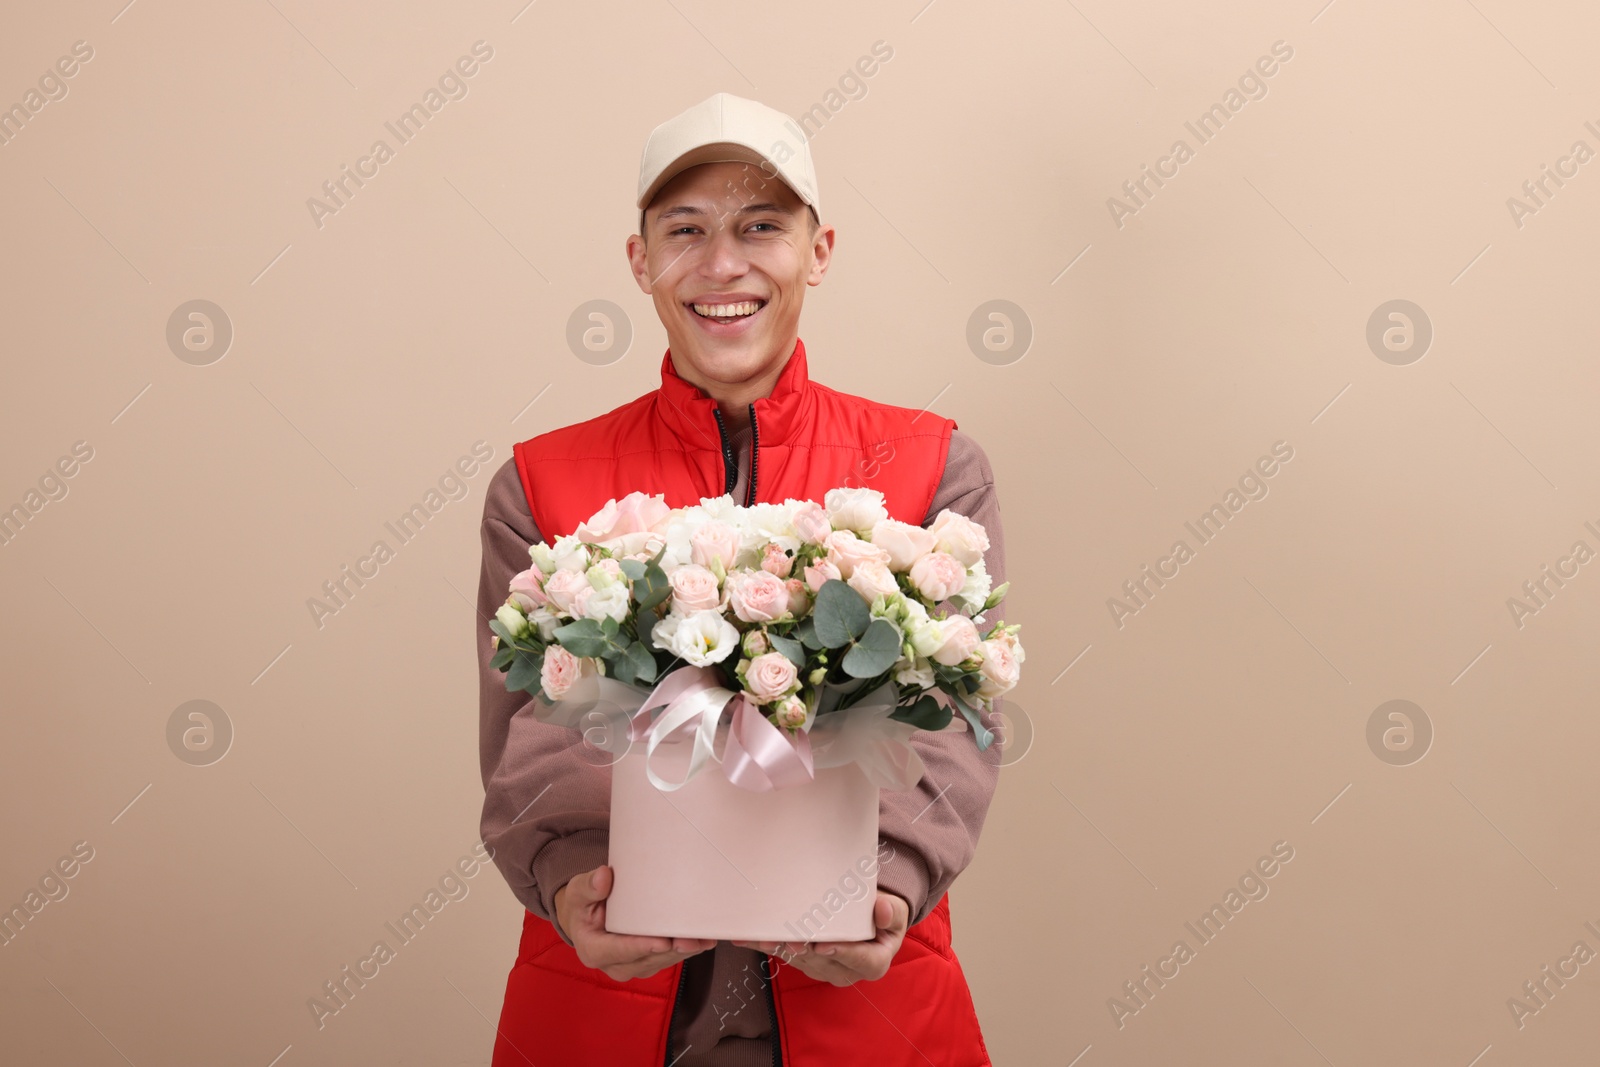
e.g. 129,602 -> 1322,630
490,645 -> 515,671
813,579 -> 870,648
768,632 -> 807,668
841,617 -> 901,677
618,558 -> 646,581
623,640 -> 658,684
794,617 -> 822,649
633,561 -> 672,612
506,650 -> 543,693
949,692 -> 996,751
553,618 -> 608,658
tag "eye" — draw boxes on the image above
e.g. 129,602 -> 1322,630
748,222 -> 778,232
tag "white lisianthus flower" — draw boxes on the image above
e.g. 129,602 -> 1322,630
495,603 -> 530,639
651,609 -> 740,666
952,559 -> 993,612
893,655 -> 935,689
586,557 -> 624,590
582,583 -> 630,623
823,487 -> 889,534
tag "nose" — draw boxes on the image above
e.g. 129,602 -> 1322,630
700,216 -> 752,280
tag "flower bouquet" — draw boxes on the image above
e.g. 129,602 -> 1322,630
487,487 -> 1023,939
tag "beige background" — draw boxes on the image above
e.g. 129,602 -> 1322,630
3,0 -> 1598,1064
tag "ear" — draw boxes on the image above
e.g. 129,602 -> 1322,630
807,223 -> 836,287
626,233 -> 652,295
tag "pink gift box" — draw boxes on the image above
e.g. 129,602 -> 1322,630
604,720 -> 881,942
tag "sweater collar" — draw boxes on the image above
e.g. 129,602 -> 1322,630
656,337 -> 813,448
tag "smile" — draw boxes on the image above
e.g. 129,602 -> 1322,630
689,299 -> 766,324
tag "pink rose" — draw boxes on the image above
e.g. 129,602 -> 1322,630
540,645 -> 594,700
728,569 -> 790,623
773,695 -> 807,729
929,509 -> 990,568
869,519 -> 937,570
542,568 -> 590,613
573,492 -> 671,555
848,560 -> 899,603
791,502 -> 832,545
507,568 -> 548,611
569,584 -> 594,618
784,577 -> 810,616
690,521 -> 741,570
760,542 -> 794,578
823,529 -> 891,579
930,615 -> 981,666
909,551 -> 966,602
669,563 -> 724,614
974,638 -> 1021,700
803,558 -> 841,593
744,651 -> 799,702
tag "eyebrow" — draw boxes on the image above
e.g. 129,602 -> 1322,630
654,201 -> 796,223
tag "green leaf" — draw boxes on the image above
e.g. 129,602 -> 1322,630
633,561 -> 672,612
609,648 -> 636,687
554,618 -> 608,658
813,579 -> 870,648
490,645 -> 515,671
618,558 -> 647,581
841,617 -> 901,677
794,616 -> 822,649
768,632 -> 807,668
506,650 -> 543,692
950,691 -> 996,751
890,693 -> 953,731
600,614 -> 620,638
623,640 -> 658,685
488,617 -> 515,644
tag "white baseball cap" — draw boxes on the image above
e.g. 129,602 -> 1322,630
636,92 -> 821,227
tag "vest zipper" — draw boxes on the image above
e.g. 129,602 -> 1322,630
664,962 -> 688,1066
712,408 -> 737,496
745,404 -> 760,506
764,956 -> 782,1066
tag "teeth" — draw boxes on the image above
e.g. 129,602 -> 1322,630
693,301 -> 763,318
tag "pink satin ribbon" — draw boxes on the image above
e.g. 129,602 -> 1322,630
625,666 -> 817,793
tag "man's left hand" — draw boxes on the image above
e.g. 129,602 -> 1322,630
731,890 -> 910,987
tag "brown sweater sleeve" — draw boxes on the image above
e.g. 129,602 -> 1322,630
872,428 -> 1008,928
477,456 -> 610,948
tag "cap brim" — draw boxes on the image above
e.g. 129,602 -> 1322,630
638,141 -> 810,213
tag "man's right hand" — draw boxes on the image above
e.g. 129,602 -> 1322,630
554,864 -> 717,982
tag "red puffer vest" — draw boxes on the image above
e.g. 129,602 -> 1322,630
492,338 -> 992,1066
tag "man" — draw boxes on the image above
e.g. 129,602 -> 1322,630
476,92 -> 1007,1065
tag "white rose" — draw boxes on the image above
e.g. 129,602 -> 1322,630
824,487 -> 889,534
869,518 -> 937,570
651,609 -> 740,666
928,509 -> 990,568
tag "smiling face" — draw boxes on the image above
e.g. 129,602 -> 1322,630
627,159 -> 834,403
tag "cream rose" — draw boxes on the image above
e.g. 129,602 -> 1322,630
822,529 -> 891,579
909,551 -> 966,602
791,501 -> 833,544
824,487 -> 889,533
690,521 -> 741,571
974,638 -> 1022,700
929,509 -> 990,567
541,568 -> 590,614
803,558 -> 841,593
572,491 -> 671,556
848,560 -> 900,603
930,615 -> 981,666
540,645 -> 594,700
744,651 -> 800,703
669,563 -> 724,615
869,519 -> 937,570
727,569 -> 791,623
